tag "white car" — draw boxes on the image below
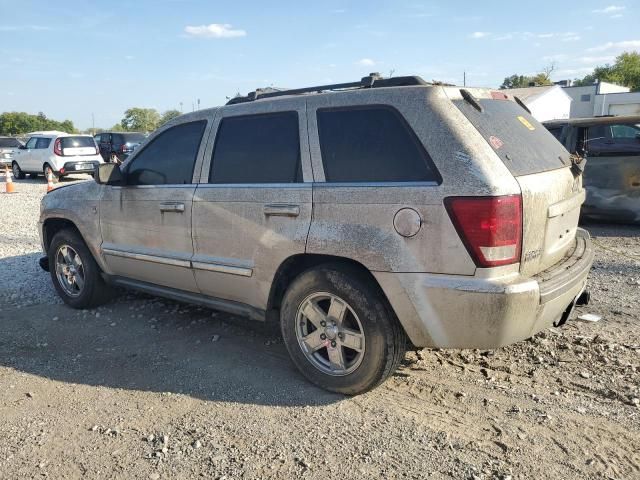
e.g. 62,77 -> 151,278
0,137 -> 23,167
12,133 -> 104,181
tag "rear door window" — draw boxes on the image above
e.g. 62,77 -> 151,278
316,106 -> 440,183
35,138 -> 51,149
126,120 -> 206,185
209,112 -> 302,183
587,123 -> 640,156
454,97 -> 570,176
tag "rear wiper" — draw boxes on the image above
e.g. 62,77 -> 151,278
460,89 -> 484,112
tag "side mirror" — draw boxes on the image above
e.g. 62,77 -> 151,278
95,163 -> 124,185
18,145 -> 26,150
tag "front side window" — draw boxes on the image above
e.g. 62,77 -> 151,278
316,106 -> 439,183
25,137 -> 38,149
126,120 -> 206,185
209,112 -> 301,184
611,124 -> 640,138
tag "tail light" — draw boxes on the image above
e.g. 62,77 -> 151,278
53,138 -> 63,156
444,195 -> 522,268
120,144 -> 127,153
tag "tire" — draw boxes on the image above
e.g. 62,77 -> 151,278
43,164 -> 59,183
280,264 -> 406,395
11,161 -> 25,180
48,228 -> 112,309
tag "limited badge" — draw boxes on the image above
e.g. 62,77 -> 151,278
517,115 -> 535,131
489,135 -> 504,149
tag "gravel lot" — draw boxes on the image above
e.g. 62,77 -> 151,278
1,175 -> 639,479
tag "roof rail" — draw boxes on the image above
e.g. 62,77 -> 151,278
226,73 -> 429,105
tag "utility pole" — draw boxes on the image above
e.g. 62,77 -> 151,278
91,113 -> 95,135
463,71 -> 466,87
179,102 -> 183,112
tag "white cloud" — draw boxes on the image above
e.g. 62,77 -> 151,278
610,13 -> 624,18
592,5 -> 625,13
494,33 -> 513,41
587,39 -> 640,51
577,55 -> 615,63
469,31 -> 490,39
556,67 -> 598,76
356,58 -> 376,67
184,23 -> 246,39
543,54 -> 569,62
562,35 -> 581,42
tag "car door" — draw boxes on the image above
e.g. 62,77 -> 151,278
18,137 -> 38,171
192,98 -> 313,312
35,137 -> 52,171
99,117 -> 211,292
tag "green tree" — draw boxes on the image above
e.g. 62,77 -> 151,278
158,109 -> 181,127
120,108 -> 160,132
500,64 -> 555,89
0,111 -> 75,135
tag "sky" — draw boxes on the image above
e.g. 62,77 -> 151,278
0,0 -> 638,129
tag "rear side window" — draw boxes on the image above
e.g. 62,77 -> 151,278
209,112 -> 301,183
123,133 -> 146,143
317,106 -> 439,183
454,97 -> 570,176
60,137 -> 95,149
127,120 -> 206,185
611,124 -> 640,138
35,138 -> 51,149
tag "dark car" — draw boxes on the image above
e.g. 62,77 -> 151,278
95,132 -> 146,163
544,115 -> 640,223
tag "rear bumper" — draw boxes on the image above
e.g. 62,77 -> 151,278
60,160 -> 100,175
374,229 -> 594,349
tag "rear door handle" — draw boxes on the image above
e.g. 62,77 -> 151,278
263,204 -> 300,217
159,202 -> 185,213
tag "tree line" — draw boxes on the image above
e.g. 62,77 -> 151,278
0,108 -> 183,136
500,51 -> 640,90
0,111 -> 76,136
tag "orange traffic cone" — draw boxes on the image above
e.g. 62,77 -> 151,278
4,164 -> 15,194
46,169 -> 55,192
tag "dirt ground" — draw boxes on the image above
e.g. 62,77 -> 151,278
0,178 -> 639,479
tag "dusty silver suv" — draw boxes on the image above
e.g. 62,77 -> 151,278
39,74 -> 594,394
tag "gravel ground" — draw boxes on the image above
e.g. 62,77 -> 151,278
0,176 -> 639,479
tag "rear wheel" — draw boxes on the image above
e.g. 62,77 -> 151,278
43,164 -> 59,183
280,264 -> 406,395
48,229 -> 112,309
11,161 -> 25,179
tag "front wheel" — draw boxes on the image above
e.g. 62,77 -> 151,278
11,161 -> 25,179
48,229 -> 112,309
280,265 -> 407,395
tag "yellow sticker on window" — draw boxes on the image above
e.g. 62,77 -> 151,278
517,116 -> 535,131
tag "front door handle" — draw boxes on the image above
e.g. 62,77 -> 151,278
263,204 -> 300,217
159,202 -> 185,213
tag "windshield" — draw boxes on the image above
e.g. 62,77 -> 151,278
454,97 -> 570,176
122,133 -> 146,143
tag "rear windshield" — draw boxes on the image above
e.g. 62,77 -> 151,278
60,137 -> 96,149
0,137 -> 22,148
121,133 -> 146,143
454,97 -> 570,176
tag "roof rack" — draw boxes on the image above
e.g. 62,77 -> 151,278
226,73 -> 429,105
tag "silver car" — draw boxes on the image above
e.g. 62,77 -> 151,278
39,74 -> 594,394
